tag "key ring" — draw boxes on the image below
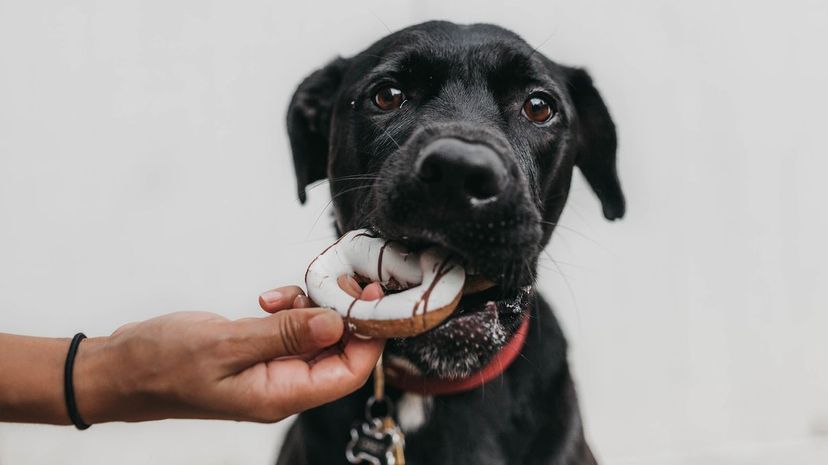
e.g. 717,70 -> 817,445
365,395 -> 393,420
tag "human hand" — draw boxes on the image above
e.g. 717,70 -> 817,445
73,281 -> 384,424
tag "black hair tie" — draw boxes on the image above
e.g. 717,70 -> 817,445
64,333 -> 91,430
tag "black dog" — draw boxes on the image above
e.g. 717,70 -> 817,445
279,21 -> 624,465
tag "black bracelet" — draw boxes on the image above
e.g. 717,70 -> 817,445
64,332 -> 91,430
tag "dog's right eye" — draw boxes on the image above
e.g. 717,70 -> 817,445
374,86 -> 406,111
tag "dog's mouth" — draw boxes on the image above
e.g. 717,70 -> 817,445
446,279 -> 530,334
369,253 -> 526,330
366,231 -> 534,378
383,274 -> 532,378
363,228 -> 534,328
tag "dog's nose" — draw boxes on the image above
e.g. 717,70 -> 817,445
415,138 -> 507,202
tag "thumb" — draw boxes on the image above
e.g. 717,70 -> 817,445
230,307 -> 344,363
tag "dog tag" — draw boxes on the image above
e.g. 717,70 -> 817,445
346,417 -> 400,465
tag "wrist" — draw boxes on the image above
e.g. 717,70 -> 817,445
73,336 -> 124,424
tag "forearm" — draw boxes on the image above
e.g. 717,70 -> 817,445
0,333 -> 124,425
0,333 -> 72,424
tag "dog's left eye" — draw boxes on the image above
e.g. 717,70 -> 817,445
522,94 -> 557,125
374,86 -> 406,111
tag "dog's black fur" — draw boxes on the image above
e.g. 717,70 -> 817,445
279,21 -> 624,465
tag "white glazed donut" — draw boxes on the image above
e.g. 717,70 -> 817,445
305,229 -> 466,338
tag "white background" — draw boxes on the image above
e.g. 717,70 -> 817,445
1,1 -> 827,464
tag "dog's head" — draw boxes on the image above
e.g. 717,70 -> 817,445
287,21 -> 624,378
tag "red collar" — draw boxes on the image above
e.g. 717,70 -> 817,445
384,315 -> 530,396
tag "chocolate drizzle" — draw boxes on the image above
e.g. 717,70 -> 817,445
377,240 -> 391,283
344,296 -> 360,333
351,231 -> 379,240
412,256 -> 456,324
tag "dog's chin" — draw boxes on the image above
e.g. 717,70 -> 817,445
385,283 -> 533,380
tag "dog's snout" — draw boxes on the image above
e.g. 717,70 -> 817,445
415,138 -> 507,202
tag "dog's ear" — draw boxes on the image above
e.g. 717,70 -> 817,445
564,67 -> 626,220
287,57 -> 350,203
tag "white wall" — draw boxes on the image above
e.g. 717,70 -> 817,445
1,1 -> 827,464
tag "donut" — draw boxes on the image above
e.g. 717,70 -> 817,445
305,229 -> 466,338
462,274 -> 496,295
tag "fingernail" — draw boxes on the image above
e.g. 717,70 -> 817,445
308,311 -> 343,344
260,290 -> 283,305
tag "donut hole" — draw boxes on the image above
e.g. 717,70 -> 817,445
350,273 -> 410,295
336,274 -> 386,301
